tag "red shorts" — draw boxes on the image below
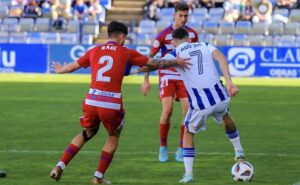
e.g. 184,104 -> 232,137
80,102 -> 125,135
159,79 -> 188,101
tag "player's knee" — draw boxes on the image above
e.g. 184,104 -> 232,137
162,108 -> 173,118
82,127 -> 99,142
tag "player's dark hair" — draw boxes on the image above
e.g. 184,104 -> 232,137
172,27 -> 189,40
175,2 -> 189,12
107,21 -> 128,37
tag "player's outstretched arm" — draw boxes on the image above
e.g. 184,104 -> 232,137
51,61 -> 81,74
142,57 -> 191,72
212,50 -> 239,97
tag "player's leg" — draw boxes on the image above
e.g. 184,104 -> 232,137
176,97 -> 189,162
223,113 -> 245,161
50,126 -> 99,181
92,108 -> 124,184
50,103 -> 99,181
159,96 -> 174,162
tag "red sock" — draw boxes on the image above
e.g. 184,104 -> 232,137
179,125 -> 185,148
97,150 -> 114,175
160,123 -> 170,146
60,143 -> 80,165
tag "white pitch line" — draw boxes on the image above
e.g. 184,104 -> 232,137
293,181 -> 300,185
0,149 -> 299,157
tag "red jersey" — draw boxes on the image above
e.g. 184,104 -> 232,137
151,25 -> 198,80
77,41 -> 149,110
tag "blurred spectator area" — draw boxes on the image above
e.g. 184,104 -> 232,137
1,0 -> 300,46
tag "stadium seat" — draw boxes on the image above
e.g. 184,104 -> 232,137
187,22 -> 202,33
203,21 -> 218,34
27,32 -> 43,44
273,8 -> 289,17
264,35 -> 273,46
213,34 -> 231,46
82,20 -> 100,35
66,20 -> 80,33
235,21 -> 251,34
251,22 -> 268,35
0,31 -> 9,43
190,8 -> 208,21
296,35 -> 300,46
219,21 -> 235,34
126,32 -> 136,44
204,33 -> 214,43
35,18 -> 51,32
248,35 -> 264,46
289,9 -> 300,22
192,8 -> 208,17
268,22 -> 284,35
138,20 -> 156,34
9,32 -> 28,43
160,8 -> 174,17
42,32 -> 60,44
136,33 -> 153,45
284,22 -> 300,35
208,8 -> 224,21
276,35 -> 296,47
2,18 -> 19,32
159,16 -> 173,23
19,18 -> 35,32
81,34 -> 93,45
156,20 -> 171,33
0,6 -> 8,19
232,34 -> 248,46
60,33 -> 78,44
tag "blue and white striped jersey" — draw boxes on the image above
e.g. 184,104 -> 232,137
163,42 -> 230,110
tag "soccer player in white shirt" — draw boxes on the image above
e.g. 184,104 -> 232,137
137,27 -> 246,183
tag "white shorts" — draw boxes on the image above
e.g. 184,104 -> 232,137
185,99 -> 230,134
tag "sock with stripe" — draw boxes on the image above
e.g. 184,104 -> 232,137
183,148 -> 195,176
179,125 -> 185,148
57,143 -> 80,170
160,123 -> 170,146
96,150 -> 114,178
226,129 -> 243,151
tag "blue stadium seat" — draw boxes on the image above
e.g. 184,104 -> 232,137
2,18 -> 19,32
42,32 -> 60,44
219,21 -> 234,34
248,35 -> 264,46
160,8 -> 174,16
208,8 -> 224,21
138,20 -> 156,34
60,33 -> 78,44
81,34 -> 93,45
9,32 -> 28,43
284,22 -> 300,35
27,32 -> 43,44
156,20 -> 171,32
0,6 -> 8,19
35,18 -> 51,32
203,21 -> 218,34
251,22 -> 267,35
82,20 -> 99,35
0,31 -> 9,43
289,9 -> 300,22
19,18 -> 35,32
66,20 -> 80,33
232,34 -> 248,46
235,21 -> 251,34
214,34 -> 231,46
268,22 -> 284,35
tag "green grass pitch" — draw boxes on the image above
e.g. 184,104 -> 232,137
0,74 -> 300,185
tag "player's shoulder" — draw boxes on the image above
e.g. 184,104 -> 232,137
156,25 -> 173,39
184,25 -> 197,33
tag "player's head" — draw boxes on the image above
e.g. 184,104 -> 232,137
173,2 -> 189,28
107,21 -> 128,45
172,27 -> 190,47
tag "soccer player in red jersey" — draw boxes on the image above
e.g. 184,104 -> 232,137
49,21 -> 190,184
140,2 -> 198,162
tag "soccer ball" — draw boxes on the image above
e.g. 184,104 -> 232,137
231,161 -> 254,182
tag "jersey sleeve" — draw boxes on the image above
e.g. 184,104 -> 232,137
205,42 -> 217,53
162,49 -> 177,60
128,49 -> 149,67
77,50 -> 90,68
150,34 -> 163,56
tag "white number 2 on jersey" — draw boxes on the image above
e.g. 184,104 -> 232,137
96,56 -> 113,82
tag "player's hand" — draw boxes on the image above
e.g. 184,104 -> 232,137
51,61 -> 65,74
141,80 -> 151,96
227,82 -> 239,97
176,58 -> 191,71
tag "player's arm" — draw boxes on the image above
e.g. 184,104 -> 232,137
212,49 -> 239,97
51,61 -> 81,74
135,57 -> 191,73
